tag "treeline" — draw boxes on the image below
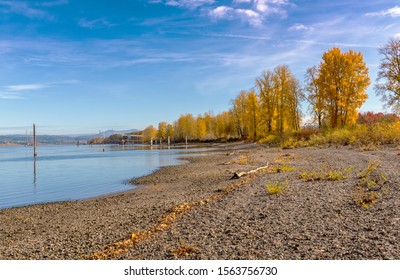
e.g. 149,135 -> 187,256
142,40 -> 400,144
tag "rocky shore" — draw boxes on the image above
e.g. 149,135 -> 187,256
0,143 -> 399,259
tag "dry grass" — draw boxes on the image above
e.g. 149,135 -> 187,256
270,163 -> 296,173
353,187 -> 380,209
299,165 -> 354,182
353,159 -> 389,209
259,120 -> 400,149
266,180 -> 288,195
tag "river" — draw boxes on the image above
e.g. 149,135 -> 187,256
0,144 -> 210,210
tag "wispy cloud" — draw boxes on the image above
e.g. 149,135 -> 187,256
0,91 -> 23,99
0,80 -> 79,99
0,0 -> 49,19
289,39 -> 378,49
6,83 -> 48,91
36,0 -> 69,7
366,5 -> 400,17
1,83 -> 47,99
204,32 -> 270,40
78,18 -> 115,29
163,0 -> 215,9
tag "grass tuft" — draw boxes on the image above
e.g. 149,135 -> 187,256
266,180 -> 288,195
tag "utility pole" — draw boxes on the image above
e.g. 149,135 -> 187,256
33,124 -> 37,157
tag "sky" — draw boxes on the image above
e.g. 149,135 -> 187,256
0,0 -> 399,135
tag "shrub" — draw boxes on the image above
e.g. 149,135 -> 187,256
353,187 -> 379,209
266,180 -> 287,195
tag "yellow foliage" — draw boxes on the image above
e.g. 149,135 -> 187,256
311,47 -> 370,128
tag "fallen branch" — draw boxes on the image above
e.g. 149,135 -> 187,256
230,164 -> 269,179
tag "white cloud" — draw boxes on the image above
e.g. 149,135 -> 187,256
154,0 -> 291,26
6,83 -> 48,91
289,23 -> 312,32
209,6 -> 263,27
254,0 -> 288,13
366,5 -> 400,17
395,33 -> 400,39
236,9 -> 263,26
208,0 -> 290,26
209,6 -> 233,18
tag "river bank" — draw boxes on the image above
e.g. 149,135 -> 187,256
0,142 -> 399,259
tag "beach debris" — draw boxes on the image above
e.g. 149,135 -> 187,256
230,164 -> 269,179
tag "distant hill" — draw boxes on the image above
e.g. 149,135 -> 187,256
93,129 -> 139,138
0,129 -> 139,145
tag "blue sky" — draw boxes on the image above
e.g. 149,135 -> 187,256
0,0 -> 399,135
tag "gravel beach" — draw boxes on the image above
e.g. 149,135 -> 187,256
0,143 -> 399,260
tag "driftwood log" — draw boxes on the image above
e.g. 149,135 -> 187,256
230,164 -> 269,179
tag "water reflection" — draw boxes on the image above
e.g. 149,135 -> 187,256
33,157 -> 37,189
0,144 -> 214,210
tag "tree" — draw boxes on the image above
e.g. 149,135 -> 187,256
256,70 -> 276,134
231,90 -> 248,138
166,124 -> 173,139
157,122 -> 167,141
316,48 -> 370,128
142,125 -> 157,142
304,66 -> 324,128
245,90 -> 260,139
195,115 -> 207,140
174,114 -> 195,141
375,38 -> 400,113
272,65 -> 302,133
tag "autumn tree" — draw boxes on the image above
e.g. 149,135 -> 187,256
203,111 -> 213,137
195,115 -> 207,140
174,114 -> 195,141
142,125 -> 157,142
304,66 -> 324,128
375,38 -> 400,113
272,65 -> 302,133
212,111 -> 235,139
256,70 -> 276,134
231,90 -> 248,138
245,90 -> 260,139
166,123 -> 173,140
315,48 -> 370,128
157,122 -> 167,141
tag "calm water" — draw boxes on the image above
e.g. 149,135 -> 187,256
0,144 -> 210,210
